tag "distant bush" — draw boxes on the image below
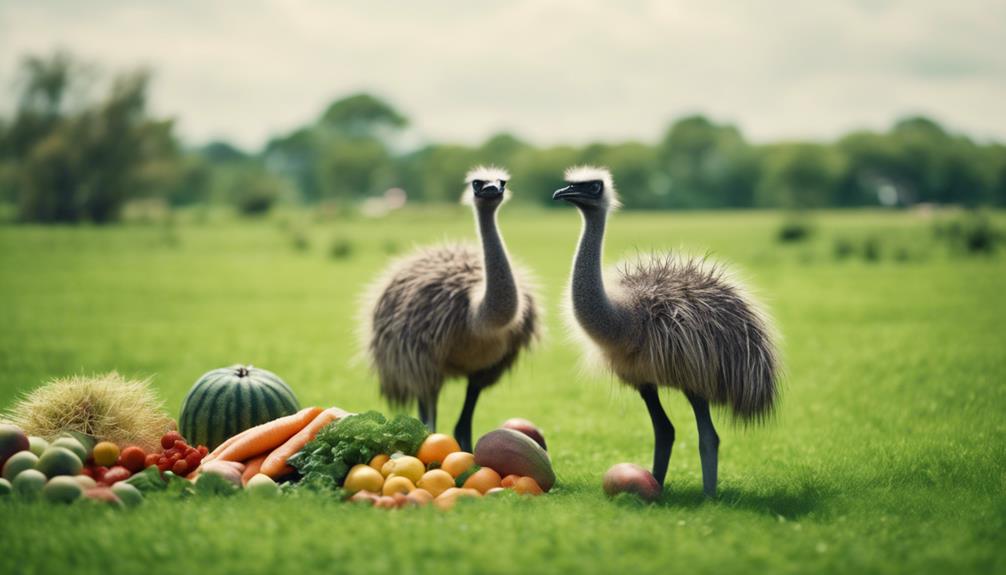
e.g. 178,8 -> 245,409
777,217 -> 814,243
934,212 -> 1000,255
832,237 -> 856,260
232,173 -> 283,216
329,237 -> 355,260
290,230 -> 310,252
862,236 -> 881,262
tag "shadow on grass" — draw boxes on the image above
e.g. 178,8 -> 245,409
615,482 -> 828,519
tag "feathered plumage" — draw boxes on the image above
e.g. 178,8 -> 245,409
363,245 -> 539,404
578,253 -> 779,420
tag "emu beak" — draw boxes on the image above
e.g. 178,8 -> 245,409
552,185 -> 576,201
475,182 -> 503,199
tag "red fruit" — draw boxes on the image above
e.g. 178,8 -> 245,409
93,466 -> 109,481
197,445 -> 208,456
157,460 -> 171,472
161,432 -> 184,450
501,418 -> 548,451
173,440 -> 187,451
172,459 -> 189,475
145,453 -> 160,468
602,463 -> 662,503
185,451 -> 202,469
169,452 -> 181,463
103,466 -> 132,485
119,446 -> 147,473
81,467 -> 94,478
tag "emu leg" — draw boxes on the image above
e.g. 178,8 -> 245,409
640,384 -> 675,486
418,397 -> 437,432
686,393 -> 720,498
453,379 -> 484,452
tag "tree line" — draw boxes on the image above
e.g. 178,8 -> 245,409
1,52 -> 1004,223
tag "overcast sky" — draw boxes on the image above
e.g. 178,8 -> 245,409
1,0 -> 1004,150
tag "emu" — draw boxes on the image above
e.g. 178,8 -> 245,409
553,166 -> 779,497
363,166 -> 540,451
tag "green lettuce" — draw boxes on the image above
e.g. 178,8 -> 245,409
288,410 -> 428,489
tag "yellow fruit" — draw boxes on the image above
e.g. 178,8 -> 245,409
369,454 -> 390,472
380,459 -> 395,478
416,433 -> 461,465
343,464 -> 384,495
417,469 -> 455,498
463,467 -> 502,494
382,475 -> 415,496
388,455 -> 425,483
441,452 -> 476,478
91,442 -> 120,467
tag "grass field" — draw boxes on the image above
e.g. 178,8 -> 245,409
1,208 -> 1003,575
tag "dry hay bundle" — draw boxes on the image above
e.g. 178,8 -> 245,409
4,372 -> 174,452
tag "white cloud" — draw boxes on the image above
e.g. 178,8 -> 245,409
1,0 -> 1003,149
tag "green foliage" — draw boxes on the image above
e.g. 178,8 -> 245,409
288,411 -> 428,488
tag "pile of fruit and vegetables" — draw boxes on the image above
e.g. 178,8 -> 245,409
0,365 -> 559,510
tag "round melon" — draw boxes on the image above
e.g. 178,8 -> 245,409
37,446 -> 83,478
43,476 -> 84,504
179,365 -> 300,450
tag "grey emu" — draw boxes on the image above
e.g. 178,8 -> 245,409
553,166 -> 779,497
363,166 -> 540,451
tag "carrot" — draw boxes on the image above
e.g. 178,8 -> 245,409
241,454 -> 267,486
205,427 -> 255,462
213,407 -> 323,463
260,406 -> 351,478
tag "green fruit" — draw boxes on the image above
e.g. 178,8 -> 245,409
28,436 -> 50,457
179,364 -> 300,450
0,477 -> 11,496
37,446 -> 83,478
51,437 -> 87,463
1,424 -> 30,470
63,431 -> 96,456
245,473 -> 279,498
2,450 -> 38,481
473,428 -> 556,492
42,476 -> 84,504
13,469 -> 47,497
111,482 -> 144,507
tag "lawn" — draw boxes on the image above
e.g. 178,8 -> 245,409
0,208 -> 1003,575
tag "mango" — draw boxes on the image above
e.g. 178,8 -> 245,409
0,424 -> 30,469
37,446 -> 83,478
2,450 -> 38,481
473,428 -> 555,492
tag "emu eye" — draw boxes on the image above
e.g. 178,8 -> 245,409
590,181 -> 603,196
471,180 -> 484,192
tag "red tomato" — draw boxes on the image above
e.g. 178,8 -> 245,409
119,446 -> 147,473
144,453 -> 160,468
161,432 -> 184,450
172,459 -> 189,475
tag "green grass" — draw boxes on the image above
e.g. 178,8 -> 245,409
1,208 -> 1003,574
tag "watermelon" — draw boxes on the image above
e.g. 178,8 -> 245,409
179,365 -> 300,450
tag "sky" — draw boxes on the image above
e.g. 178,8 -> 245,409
1,0 -> 1004,151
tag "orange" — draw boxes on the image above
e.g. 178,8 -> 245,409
501,474 -> 520,488
512,476 -> 543,496
416,433 -> 461,466
417,469 -> 455,497
462,467 -> 502,494
406,488 -> 434,506
368,453 -> 390,473
433,487 -> 480,510
382,475 -> 415,496
440,452 -> 476,478
343,464 -> 384,495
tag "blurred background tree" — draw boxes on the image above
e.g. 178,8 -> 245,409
1,51 -> 1004,224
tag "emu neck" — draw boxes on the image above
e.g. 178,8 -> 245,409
471,203 -> 519,332
571,208 -> 633,347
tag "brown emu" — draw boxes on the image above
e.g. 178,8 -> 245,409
553,166 -> 779,497
363,166 -> 540,451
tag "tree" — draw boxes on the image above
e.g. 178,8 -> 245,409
756,143 -> 845,209
658,116 -> 758,209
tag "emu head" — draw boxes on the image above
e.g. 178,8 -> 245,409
553,166 -> 621,212
464,166 -> 510,209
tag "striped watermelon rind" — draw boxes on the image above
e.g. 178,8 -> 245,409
179,365 -> 300,450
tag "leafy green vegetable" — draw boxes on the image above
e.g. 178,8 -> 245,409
288,410 -> 428,489
123,466 -> 166,493
194,472 -> 239,497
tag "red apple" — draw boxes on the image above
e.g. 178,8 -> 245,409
602,463 -> 662,502
500,418 -> 547,451
0,424 -> 30,470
